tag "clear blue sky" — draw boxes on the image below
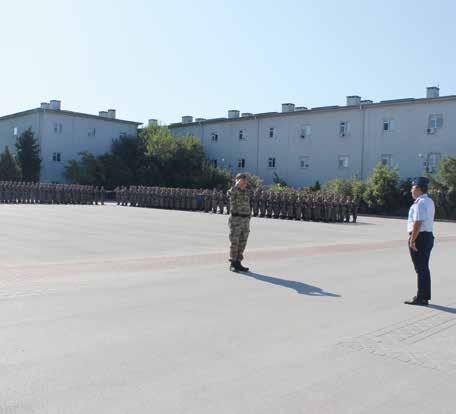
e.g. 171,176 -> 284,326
1,0 -> 455,125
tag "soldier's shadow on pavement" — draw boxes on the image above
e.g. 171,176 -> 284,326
243,272 -> 340,297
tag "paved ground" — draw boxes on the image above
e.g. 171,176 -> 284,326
1,204 -> 455,414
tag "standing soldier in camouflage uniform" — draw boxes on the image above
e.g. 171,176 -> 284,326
228,173 -> 251,272
295,192 -> 302,220
252,189 -> 260,217
258,189 -> 265,218
342,197 -> 350,223
351,197 -> 359,223
211,189 -> 218,213
203,189 -> 211,212
192,189 -> 198,211
215,190 -> 222,213
265,192 -> 272,218
222,190 -> 230,215
288,191 -> 296,220
331,196 -> 338,222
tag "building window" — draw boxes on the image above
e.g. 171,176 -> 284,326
211,132 -> 218,142
239,129 -> 247,141
299,156 -> 310,169
428,114 -> 443,131
88,128 -> 96,137
52,152 -> 62,162
209,159 -> 217,168
269,127 -> 275,138
300,125 -> 311,139
339,121 -> 350,137
54,123 -> 63,133
268,157 -> 276,168
119,132 -> 127,138
383,119 -> 395,132
238,158 -> 246,169
338,155 -> 350,169
13,127 -> 18,136
428,153 -> 441,173
381,154 -> 392,167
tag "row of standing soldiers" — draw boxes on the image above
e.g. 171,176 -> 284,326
116,186 -> 359,223
0,181 -> 104,205
115,186 -> 228,212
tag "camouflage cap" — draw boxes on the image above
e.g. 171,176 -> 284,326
235,173 -> 248,180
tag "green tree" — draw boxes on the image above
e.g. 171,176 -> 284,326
64,125 -> 233,190
111,134 -> 148,183
272,172 -> 288,187
310,180 -> 321,192
244,173 -> 263,190
64,151 -> 105,185
15,128 -> 42,182
195,161 -> 232,190
363,163 -> 401,213
268,183 -> 288,192
436,156 -> 456,188
398,178 -> 414,208
428,156 -> 456,219
0,146 -> 22,181
324,177 -> 366,200
99,153 -> 134,188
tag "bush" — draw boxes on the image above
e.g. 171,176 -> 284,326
363,164 -> 401,214
65,151 -> 105,185
324,177 -> 366,200
273,172 -> 288,187
195,162 -> 233,190
244,173 -> 263,190
268,183 -> 288,193
310,180 -> 321,192
428,156 -> 456,219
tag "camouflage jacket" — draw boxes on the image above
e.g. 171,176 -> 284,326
228,185 -> 251,216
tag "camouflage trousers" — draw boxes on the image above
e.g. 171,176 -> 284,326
228,216 -> 250,262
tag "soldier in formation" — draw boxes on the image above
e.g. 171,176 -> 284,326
0,181 -> 103,205
116,185 -> 360,223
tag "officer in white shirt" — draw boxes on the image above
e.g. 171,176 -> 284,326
405,177 -> 435,306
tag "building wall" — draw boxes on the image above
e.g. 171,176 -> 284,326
0,112 -> 41,154
0,110 -> 138,183
363,100 -> 456,179
171,99 -> 456,187
40,112 -> 138,182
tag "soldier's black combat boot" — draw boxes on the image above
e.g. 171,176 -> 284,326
237,262 -> 249,272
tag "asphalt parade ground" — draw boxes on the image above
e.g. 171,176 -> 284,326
1,204 -> 456,414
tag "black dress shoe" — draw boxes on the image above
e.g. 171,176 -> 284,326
404,297 -> 429,306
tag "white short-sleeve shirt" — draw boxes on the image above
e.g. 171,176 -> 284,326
407,194 -> 435,233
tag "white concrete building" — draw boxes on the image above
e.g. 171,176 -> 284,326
0,100 -> 141,183
169,87 -> 456,187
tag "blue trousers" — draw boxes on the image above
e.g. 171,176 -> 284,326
409,232 -> 434,300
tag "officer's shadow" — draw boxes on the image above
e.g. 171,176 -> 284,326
242,271 -> 340,297
428,304 -> 456,314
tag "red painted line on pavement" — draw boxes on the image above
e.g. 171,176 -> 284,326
6,235 -> 456,278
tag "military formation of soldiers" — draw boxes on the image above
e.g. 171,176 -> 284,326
0,181 -> 104,205
116,185 -> 359,223
114,186 -> 230,213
